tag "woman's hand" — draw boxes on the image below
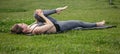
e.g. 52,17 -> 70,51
36,9 -> 44,16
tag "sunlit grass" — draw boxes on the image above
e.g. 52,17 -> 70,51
0,0 -> 120,54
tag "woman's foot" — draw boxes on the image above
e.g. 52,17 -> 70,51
56,6 -> 68,14
96,20 -> 105,27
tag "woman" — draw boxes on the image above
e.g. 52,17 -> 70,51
11,6 -> 106,35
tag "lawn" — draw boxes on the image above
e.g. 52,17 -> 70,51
0,0 -> 120,54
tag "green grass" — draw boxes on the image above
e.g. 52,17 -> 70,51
0,0 -> 120,54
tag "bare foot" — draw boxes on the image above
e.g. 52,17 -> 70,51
96,20 -> 105,27
56,6 -> 68,14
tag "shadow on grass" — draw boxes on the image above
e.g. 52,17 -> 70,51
0,8 -> 27,12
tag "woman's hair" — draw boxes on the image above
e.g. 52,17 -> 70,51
10,24 -> 23,34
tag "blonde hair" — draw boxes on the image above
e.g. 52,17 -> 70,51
10,24 -> 23,34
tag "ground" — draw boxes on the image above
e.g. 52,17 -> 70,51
0,0 -> 120,54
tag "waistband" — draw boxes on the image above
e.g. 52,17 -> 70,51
54,23 -> 60,32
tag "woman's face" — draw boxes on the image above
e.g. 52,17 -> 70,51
18,23 -> 28,32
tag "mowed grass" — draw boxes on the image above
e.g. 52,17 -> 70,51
0,0 -> 120,54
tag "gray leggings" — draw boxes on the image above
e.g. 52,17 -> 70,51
57,20 -> 96,32
34,10 -> 97,32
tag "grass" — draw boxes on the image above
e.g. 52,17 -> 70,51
0,0 -> 120,54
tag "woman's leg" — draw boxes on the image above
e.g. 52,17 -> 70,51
43,10 -> 57,16
34,10 -> 57,22
40,6 -> 68,16
57,20 -> 97,32
34,6 -> 68,22
34,6 -> 68,18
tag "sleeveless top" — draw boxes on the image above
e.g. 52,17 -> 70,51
28,22 -> 60,34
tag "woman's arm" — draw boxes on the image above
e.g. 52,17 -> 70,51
33,9 -> 55,34
37,9 -> 54,26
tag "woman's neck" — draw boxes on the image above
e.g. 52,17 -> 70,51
23,27 -> 31,34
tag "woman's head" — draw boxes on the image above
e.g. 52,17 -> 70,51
11,23 -> 28,34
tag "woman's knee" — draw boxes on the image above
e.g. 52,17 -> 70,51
35,9 -> 42,14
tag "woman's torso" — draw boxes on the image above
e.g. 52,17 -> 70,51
28,23 -> 56,34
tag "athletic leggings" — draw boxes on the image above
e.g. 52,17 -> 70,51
34,9 -> 97,32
